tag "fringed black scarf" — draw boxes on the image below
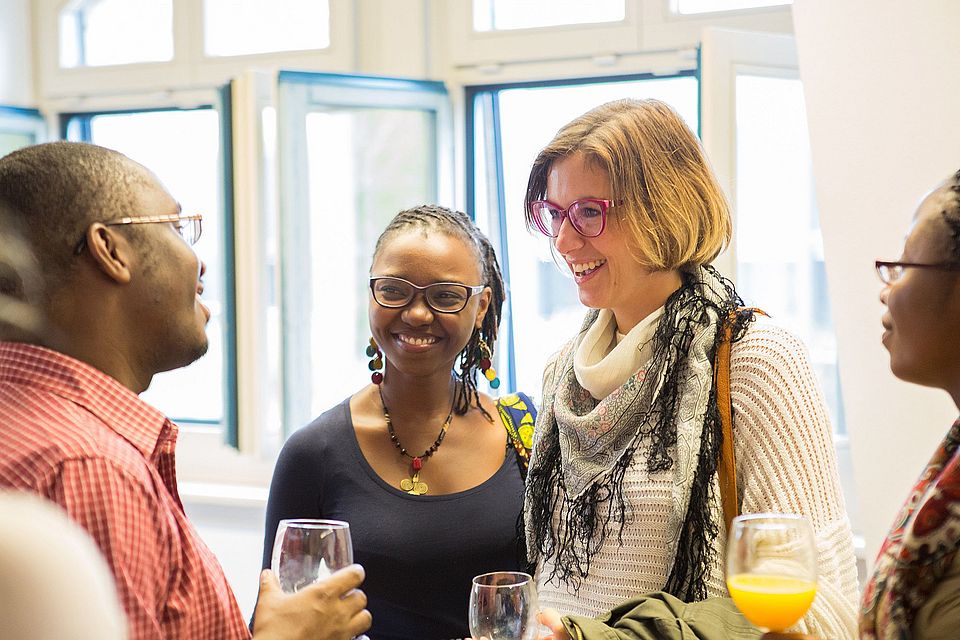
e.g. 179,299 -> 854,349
524,265 -> 756,602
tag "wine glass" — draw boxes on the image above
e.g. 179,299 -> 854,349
469,571 -> 538,640
271,519 -> 369,640
726,513 -> 818,633
271,519 -> 353,592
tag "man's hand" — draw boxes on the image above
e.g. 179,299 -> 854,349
252,565 -> 371,640
537,608 -> 571,640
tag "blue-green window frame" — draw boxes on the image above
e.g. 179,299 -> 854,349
0,106 -> 46,153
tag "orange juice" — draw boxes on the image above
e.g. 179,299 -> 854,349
726,573 -> 817,631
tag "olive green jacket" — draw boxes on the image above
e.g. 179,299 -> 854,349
562,593 -> 762,640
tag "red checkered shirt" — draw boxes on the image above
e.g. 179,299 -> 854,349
0,342 -> 251,640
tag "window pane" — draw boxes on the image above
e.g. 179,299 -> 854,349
279,81 -> 442,433
476,77 -> 698,397
0,109 -> 44,156
0,132 -> 35,156
733,74 -> 845,433
59,0 -> 173,68
204,0 -> 330,57
675,0 -> 790,14
302,109 -> 434,419
74,109 -> 225,425
473,0 -> 624,31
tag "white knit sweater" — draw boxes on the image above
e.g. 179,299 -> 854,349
534,318 -> 860,639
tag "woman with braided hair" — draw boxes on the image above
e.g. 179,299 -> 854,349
523,99 -> 859,639
260,205 -> 536,639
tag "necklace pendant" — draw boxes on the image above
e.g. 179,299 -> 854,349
401,470 -> 428,495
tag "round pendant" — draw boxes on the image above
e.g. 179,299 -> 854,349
400,478 -> 428,495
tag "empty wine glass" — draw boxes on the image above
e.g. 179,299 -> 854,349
726,513 -> 818,632
271,519 -> 353,593
469,571 -> 538,640
271,518 -> 369,640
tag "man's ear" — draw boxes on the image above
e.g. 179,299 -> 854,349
83,223 -> 133,285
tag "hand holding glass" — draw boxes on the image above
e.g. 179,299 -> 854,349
469,571 -> 538,640
726,513 -> 818,632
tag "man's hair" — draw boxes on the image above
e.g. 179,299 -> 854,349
524,98 -> 732,271
372,204 -> 505,419
0,142 -> 154,288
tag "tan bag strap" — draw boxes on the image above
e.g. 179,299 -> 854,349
714,315 -> 738,535
715,307 -> 766,534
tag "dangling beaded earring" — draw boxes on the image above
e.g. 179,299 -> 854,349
478,338 -> 500,389
366,337 -> 384,385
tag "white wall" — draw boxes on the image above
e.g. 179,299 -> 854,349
0,0 -> 34,105
793,0 -> 960,564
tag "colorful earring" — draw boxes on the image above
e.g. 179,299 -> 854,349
478,338 -> 500,389
366,337 -> 383,385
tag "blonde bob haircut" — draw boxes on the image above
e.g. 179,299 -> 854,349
524,98 -> 732,271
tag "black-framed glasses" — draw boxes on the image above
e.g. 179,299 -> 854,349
73,213 -> 203,255
369,276 -> 485,314
875,260 -> 960,284
528,198 -> 623,238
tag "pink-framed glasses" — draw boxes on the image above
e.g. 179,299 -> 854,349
528,198 -> 622,238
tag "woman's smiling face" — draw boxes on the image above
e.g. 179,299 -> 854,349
369,229 -> 490,380
546,152 -> 674,330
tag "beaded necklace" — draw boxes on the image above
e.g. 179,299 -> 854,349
379,386 -> 455,495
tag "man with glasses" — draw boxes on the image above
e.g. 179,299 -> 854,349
0,142 -> 370,640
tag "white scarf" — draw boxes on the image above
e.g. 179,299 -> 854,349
573,307 -> 665,401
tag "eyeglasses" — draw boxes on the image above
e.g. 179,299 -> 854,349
875,260 -> 960,284
73,213 -> 203,255
528,198 -> 623,238
369,276 -> 485,314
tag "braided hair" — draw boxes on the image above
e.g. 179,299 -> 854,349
371,205 -> 506,419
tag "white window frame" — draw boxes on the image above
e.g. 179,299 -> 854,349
440,0 -> 791,72
33,0 -> 356,100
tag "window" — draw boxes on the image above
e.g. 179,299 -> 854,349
0,107 -> 45,157
732,73 -> 845,432
277,73 -> 451,435
63,107 -> 233,432
675,0 -> 791,14
473,0 -> 625,31
204,0 -> 330,57
59,0 -> 173,68
468,74 -> 698,397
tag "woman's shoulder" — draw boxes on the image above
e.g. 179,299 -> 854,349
731,314 -> 811,362
282,396 -> 353,453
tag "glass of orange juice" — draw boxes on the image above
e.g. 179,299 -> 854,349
725,513 -> 817,632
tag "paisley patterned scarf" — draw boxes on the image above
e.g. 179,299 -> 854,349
525,265 -> 754,602
860,418 -> 960,639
